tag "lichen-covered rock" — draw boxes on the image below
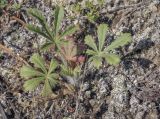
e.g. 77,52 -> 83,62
104,75 -> 130,118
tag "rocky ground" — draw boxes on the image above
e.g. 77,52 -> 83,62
0,0 -> 160,119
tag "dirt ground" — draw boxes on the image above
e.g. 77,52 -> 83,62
0,0 -> 160,119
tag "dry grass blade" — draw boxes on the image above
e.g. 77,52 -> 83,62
10,16 -> 26,27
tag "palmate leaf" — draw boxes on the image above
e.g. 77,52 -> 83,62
0,0 -> 8,8
20,53 -> 59,96
43,23 -> 54,40
89,56 -> 102,69
60,25 -> 79,39
23,77 -> 44,91
105,33 -> 132,51
61,64 -> 73,76
86,49 -> 97,56
41,79 -> 53,96
27,8 -> 46,24
20,65 -> 44,78
27,8 -> 53,40
60,64 -> 81,78
85,35 -> 98,51
104,53 -> 120,65
58,53 -> 68,66
73,66 -> 81,77
30,53 -> 47,73
43,73 -> 58,96
26,24 -> 50,40
60,40 -> 77,61
48,59 -> 58,74
85,24 -> 132,69
27,6 -> 78,53
47,73 -> 59,87
55,38 -> 67,47
97,24 -> 108,51
54,6 -> 64,35
41,42 -> 54,51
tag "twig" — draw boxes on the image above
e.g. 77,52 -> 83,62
10,16 -> 26,27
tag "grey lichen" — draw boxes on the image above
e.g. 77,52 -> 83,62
104,75 -> 130,118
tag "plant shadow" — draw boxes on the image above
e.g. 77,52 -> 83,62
122,38 -> 155,70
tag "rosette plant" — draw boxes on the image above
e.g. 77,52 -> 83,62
85,24 -> 132,68
20,54 -> 58,96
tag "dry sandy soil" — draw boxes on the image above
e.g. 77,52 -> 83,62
0,0 -> 160,119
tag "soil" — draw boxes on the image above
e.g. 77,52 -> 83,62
0,0 -> 160,119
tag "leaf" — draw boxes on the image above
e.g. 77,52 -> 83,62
60,25 -> 79,38
27,8 -> 53,40
20,65 -> 44,79
104,53 -> 120,65
89,56 -> 102,69
58,53 -> 68,66
27,8 -> 46,24
85,35 -> 98,51
26,24 -> 50,40
11,3 -> 21,10
30,53 -> 47,73
97,24 -> 108,51
43,23 -> 54,40
60,40 -> 77,61
47,73 -> 59,87
41,42 -> 54,51
20,54 -> 60,96
23,77 -> 44,91
73,66 -> 81,76
86,49 -> 97,55
54,6 -> 64,35
42,79 -> 53,96
55,38 -> 67,48
105,33 -> 132,51
48,59 -> 58,74
61,65 -> 73,76
0,0 -> 7,8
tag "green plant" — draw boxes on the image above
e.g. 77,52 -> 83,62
86,9 -> 99,23
70,1 -> 101,23
85,24 -> 132,69
20,5 -> 132,98
97,0 -> 105,5
0,0 -> 7,9
26,6 -> 78,51
0,0 -> 7,16
20,6 -> 82,96
0,52 -> 3,59
11,3 -> 21,10
20,53 -> 58,96
60,38 -> 84,84
85,1 -> 99,22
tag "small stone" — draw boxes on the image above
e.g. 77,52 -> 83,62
149,3 -> 158,12
82,83 -> 90,91
130,96 -> 140,106
85,91 -> 91,98
135,111 -> 145,119
89,99 -> 96,107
